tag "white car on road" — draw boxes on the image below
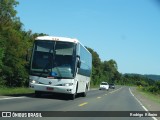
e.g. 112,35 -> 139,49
99,82 -> 109,90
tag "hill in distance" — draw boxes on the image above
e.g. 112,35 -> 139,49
124,73 -> 160,81
144,74 -> 160,81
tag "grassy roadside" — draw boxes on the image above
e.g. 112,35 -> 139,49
90,84 -> 99,89
0,86 -> 98,96
136,87 -> 160,104
0,85 -> 98,96
0,87 -> 34,96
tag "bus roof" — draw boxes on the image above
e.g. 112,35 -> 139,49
35,36 -> 79,43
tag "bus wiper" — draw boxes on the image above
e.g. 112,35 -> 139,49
39,62 -> 51,77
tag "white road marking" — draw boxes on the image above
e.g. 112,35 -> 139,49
0,96 -> 26,100
109,87 -> 122,94
129,88 -> 158,120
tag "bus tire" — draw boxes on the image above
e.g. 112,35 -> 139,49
35,91 -> 41,98
70,93 -> 76,100
81,86 -> 87,97
70,83 -> 79,100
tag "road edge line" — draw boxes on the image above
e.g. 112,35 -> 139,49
0,96 -> 26,100
129,88 -> 158,120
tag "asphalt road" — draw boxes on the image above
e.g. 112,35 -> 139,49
0,86 -> 156,120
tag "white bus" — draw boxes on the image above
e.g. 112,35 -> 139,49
29,36 -> 92,100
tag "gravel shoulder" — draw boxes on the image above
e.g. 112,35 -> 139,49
131,87 -> 160,120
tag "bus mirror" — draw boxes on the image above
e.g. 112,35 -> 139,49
77,60 -> 81,68
76,55 -> 81,68
76,55 -> 80,59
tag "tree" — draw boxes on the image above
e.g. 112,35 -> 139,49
0,0 -> 19,27
86,47 -> 103,85
86,47 -> 121,86
102,59 -> 118,83
0,0 -> 31,87
0,0 -> 59,87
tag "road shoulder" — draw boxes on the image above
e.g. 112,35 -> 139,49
131,87 -> 160,111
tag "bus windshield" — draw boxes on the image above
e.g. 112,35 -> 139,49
30,40 -> 76,78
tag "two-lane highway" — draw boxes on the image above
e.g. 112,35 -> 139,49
0,86 -> 156,120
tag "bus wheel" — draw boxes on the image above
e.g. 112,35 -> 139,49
70,84 -> 78,100
35,91 -> 41,98
82,86 -> 87,97
70,93 -> 76,100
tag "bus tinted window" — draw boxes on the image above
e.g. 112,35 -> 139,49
78,44 -> 92,77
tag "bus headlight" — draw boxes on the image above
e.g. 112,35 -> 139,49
30,80 -> 38,84
56,83 -> 73,86
64,83 -> 73,86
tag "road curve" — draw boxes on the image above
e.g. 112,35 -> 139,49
0,86 -> 156,120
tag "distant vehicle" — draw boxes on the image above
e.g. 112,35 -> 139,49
29,36 -> 92,100
109,83 -> 115,89
99,82 -> 109,90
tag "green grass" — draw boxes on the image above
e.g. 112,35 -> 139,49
0,87 -> 34,96
0,85 -> 99,96
90,84 -> 99,88
137,87 -> 160,104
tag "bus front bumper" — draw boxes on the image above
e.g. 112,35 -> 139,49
29,83 -> 75,94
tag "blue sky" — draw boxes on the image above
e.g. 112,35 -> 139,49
16,0 -> 160,75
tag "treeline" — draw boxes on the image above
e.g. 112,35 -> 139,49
122,74 -> 160,95
0,0 -> 159,95
87,48 -> 160,95
86,47 -> 121,86
0,0 -> 46,87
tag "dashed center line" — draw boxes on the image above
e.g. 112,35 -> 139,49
78,102 -> 88,107
96,87 -> 122,99
97,97 -> 101,99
